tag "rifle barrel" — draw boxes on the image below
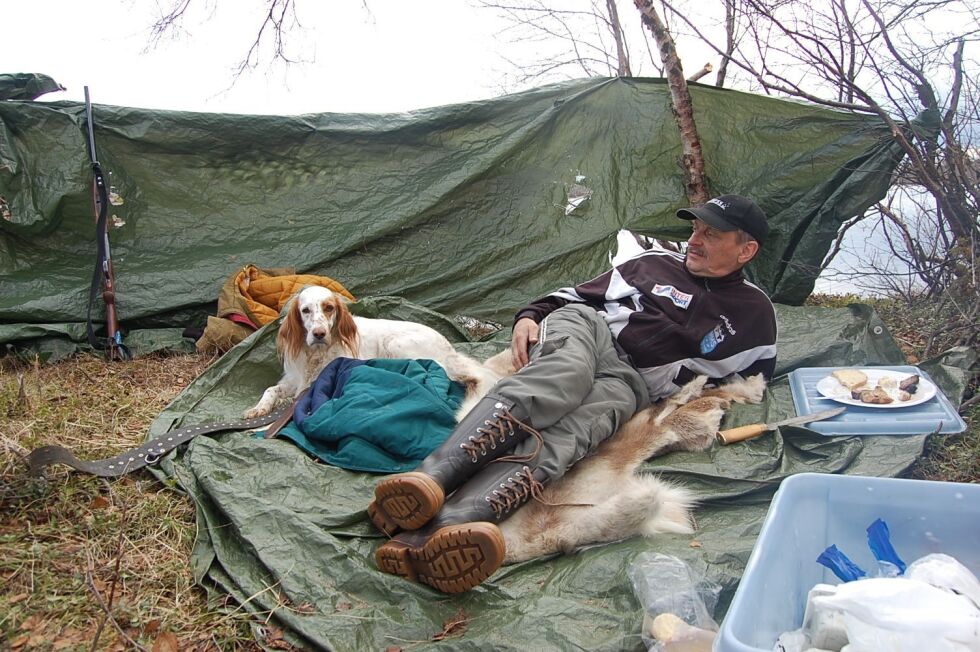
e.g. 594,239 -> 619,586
84,86 -> 98,164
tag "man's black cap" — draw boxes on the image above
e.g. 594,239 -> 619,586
676,194 -> 769,245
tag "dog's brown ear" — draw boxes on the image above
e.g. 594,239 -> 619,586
333,299 -> 359,357
278,297 -> 305,361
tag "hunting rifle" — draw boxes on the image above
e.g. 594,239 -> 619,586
84,87 -> 130,360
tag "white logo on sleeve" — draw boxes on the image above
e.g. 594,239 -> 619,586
721,314 -> 736,334
652,284 -> 693,309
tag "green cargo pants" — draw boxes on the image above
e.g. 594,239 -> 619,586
491,304 -> 650,481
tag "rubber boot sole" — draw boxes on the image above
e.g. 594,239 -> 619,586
375,522 -> 505,593
372,472 -> 445,531
366,500 -> 401,536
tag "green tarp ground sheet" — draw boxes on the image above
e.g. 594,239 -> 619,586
2,76 -> 904,358
146,299 -> 974,651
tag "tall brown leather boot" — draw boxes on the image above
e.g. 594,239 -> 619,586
367,395 -> 540,534
374,463 -> 547,593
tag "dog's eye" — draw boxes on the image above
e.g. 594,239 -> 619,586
323,304 -> 335,313
301,306 -> 311,314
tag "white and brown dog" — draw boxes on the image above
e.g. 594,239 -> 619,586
243,286 -> 501,420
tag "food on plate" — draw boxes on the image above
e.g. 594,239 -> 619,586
831,369 -> 868,391
824,369 -> 928,406
858,387 -> 894,404
899,374 -> 920,394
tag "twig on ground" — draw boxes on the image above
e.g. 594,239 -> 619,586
960,393 -> 980,412
89,483 -> 135,652
86,554 -> 148,652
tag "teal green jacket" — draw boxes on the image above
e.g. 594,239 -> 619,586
275,358 -> 464,473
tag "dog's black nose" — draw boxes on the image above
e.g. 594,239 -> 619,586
311,328 -> 327,340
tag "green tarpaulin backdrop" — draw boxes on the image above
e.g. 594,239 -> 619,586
2,76 -> 902,353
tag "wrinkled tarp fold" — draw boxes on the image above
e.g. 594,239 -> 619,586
144,297 -> 973,651
0,73 -> 64,101
2,77 -> 903,353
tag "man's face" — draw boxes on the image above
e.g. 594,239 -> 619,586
684,219 -> 759,278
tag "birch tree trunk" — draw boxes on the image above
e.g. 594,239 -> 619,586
634,0 -> 709,205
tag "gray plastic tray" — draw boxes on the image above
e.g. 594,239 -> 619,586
788,365 -> 966,435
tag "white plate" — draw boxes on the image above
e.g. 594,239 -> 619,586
815,369 -> 936,409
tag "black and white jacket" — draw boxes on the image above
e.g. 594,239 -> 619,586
515,248 -> 778,401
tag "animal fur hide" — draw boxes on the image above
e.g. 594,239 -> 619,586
500,374 -> 766,564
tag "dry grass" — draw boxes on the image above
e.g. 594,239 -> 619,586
0,352 -> 265,651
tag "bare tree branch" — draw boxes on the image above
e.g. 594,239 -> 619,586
687,63 -> 713,82
715,0 -> 735,87
606,0 -> 633,75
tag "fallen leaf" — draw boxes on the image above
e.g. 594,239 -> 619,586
152,630 -> 180,652
384,647 -> 403,652
263,626 -> 293,650
143,618 -> 162,635
8,592 -> 29,605
10,634 -> 29,649
90,495 -> 111,510
689,540 -> 702,548
18,615 -> 43,631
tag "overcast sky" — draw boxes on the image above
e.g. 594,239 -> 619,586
6,1 -> 528,114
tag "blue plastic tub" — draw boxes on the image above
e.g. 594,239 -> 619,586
715,473 -> 980,652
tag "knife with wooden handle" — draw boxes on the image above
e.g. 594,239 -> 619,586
717,407 -> 846,444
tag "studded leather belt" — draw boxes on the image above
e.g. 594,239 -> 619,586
28,406 -> 292,477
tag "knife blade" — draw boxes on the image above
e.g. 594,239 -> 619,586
717,406 -> 846,444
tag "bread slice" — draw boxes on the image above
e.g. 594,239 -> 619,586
831,369 -> 868,390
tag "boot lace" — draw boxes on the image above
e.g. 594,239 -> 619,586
485,466 -> 546,518
485,466 -> 597,518
459,409 -> 544,464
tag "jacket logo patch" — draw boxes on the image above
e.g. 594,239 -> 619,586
652,284 -> 693,310
720,314 -> 736,335
700,324 -> 726,354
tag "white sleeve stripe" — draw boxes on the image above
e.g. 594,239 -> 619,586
636,344 -> 777,399
629,248 -> 685,263
678,344 -> 778,379
604,267 -> 638,301
549,288 -> 584,302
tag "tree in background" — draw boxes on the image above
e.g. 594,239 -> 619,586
672,0 -> 978,348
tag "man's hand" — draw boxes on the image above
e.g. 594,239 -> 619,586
511,317 -> 540,370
